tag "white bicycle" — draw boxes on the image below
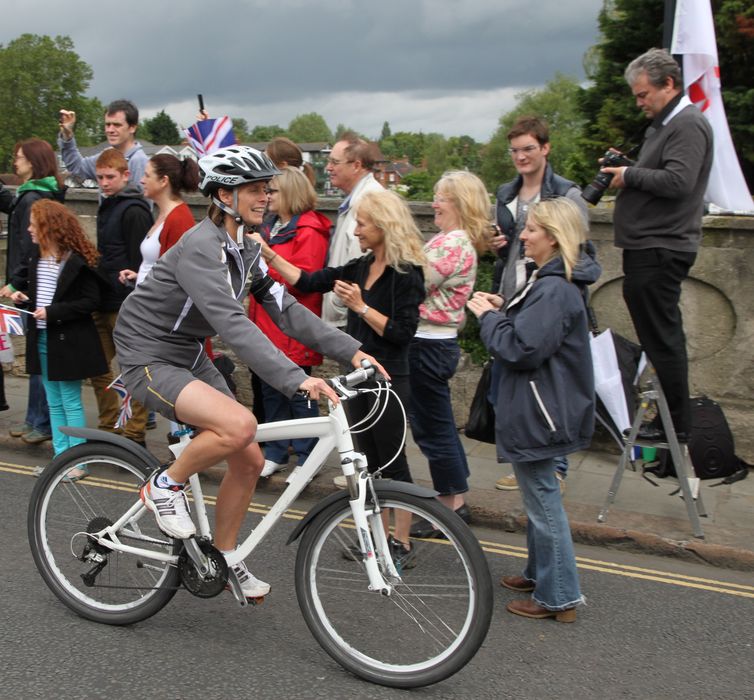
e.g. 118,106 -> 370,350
27,364 -> 493,689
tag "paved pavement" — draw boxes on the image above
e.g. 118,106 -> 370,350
3,372 -> 752,570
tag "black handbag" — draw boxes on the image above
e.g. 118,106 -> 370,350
464,360 -> 496,444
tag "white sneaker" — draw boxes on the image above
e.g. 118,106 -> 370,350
261,459 -> 287,477
140,476 -> 196,539
231,560 -> 271,598
495,474 -> 519,491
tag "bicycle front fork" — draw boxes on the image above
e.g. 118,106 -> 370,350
348,474 -> 400,594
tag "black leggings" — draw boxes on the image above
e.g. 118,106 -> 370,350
345,375 -> 412,483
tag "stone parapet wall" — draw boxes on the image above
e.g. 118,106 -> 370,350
3,189 -> 752,458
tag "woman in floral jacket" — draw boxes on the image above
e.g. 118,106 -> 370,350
409,171 -> 492,538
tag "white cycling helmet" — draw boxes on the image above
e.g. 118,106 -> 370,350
198,146 -> 280,241
198,145 -> 279,196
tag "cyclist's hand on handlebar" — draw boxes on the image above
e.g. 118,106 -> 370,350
299,377 -> 340,405
351,350 -> 390,381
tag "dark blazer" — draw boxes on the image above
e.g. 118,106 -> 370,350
21,250 -> 108,381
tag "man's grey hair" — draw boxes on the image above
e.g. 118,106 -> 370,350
625,48 -> 682,88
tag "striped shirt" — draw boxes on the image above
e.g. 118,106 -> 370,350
36,257 -> 61,330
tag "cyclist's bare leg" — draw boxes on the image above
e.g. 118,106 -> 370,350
214,443 -> 264,550
168,380 -> 257,483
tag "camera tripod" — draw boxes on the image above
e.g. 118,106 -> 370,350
598,367 -> 706,539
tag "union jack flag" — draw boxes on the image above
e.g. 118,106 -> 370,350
107,374 -> 133,429
185,116 -> 236,157
0,305 -> 25,335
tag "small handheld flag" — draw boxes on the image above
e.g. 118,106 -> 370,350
185,116 -> 236,157
0,305 -> 26,335
107,374 -> 133,429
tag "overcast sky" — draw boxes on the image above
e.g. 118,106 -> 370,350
3,0 -> 605,141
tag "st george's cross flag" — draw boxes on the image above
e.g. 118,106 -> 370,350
185,116 -> 236,157
671,0 -> 754,212
0,305 -> 26,335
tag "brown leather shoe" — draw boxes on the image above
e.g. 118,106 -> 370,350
506,598 -> 577,623
500,575 -> 535,592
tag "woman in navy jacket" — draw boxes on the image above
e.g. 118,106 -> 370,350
11,200 -> 107,480
468,197 -> 600,623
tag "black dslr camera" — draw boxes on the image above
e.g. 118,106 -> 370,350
581,150 -> 634,205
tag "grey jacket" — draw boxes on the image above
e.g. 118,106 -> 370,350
57,134 -> 148,188
480,253 -> 601,463
114,217 -> 361,398
614,98 -> 713,253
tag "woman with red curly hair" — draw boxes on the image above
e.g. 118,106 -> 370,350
10,200 -> 108,480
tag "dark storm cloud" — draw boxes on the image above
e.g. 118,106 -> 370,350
2,0 -> 604,138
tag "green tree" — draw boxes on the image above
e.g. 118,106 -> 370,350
379,131 -> 428,166
480,74 -> 589,190
398,171 -> 437,201
287,112 -> 333,143
231,118 -> 250,142
580,0 -> 665,175
0,33 -> 101,169
380,121 -> 392,141
247,124 -> 287,141
141,110 -> 180,144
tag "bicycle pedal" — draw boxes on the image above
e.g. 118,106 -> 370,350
246,595 -> 265,606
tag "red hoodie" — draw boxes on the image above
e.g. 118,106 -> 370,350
248,209 -> 332,366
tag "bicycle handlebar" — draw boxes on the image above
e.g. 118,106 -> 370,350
327,360 -> 383,397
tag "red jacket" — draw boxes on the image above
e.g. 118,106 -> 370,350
248,209 -> 331,366
159,202 -> 196,256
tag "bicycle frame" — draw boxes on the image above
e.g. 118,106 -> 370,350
83,398 -> 400,593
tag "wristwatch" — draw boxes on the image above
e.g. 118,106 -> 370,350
359,304 -> 370,316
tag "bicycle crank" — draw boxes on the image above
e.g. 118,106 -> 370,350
178,537 -> 228,598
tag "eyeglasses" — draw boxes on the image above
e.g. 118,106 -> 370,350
265,188 -> 279,195
433,195 -> 451,203
508,145 -> 540,156
326,157 -> 354,166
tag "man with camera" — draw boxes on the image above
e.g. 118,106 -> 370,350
490,115 -> 588,492
601,48 -> 713,441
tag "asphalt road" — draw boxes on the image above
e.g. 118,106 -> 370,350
3,453 -> 752,700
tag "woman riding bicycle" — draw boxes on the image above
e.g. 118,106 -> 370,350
113,145 -> 384,599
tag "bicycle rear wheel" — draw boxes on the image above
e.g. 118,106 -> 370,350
28,442 -> 181,625
294,491 -> 493,688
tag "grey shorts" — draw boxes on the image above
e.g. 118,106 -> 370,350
120,353 -> 234,423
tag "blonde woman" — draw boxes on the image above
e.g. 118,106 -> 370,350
255,188 -> 426,558
409,171 -> 491,538
467,197 -> 600,622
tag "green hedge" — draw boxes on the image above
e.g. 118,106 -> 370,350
458,253 -> 495,365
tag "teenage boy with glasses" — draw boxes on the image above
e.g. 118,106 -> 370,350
490,115 -> 588,493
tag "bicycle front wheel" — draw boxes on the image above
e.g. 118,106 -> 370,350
28,442 -> 181,625
294,491 -> 493,688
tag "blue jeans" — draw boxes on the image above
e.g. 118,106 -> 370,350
38,332 -> 86,456
512,458 -> 583,611
408,338 -> 469,495
260,367 -> 318,464
26,373 -> 51,434
22,312 -> 50,433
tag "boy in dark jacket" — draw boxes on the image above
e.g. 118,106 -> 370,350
91,149 -> 152,445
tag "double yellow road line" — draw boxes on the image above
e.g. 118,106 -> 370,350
7,461 -> 752,599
